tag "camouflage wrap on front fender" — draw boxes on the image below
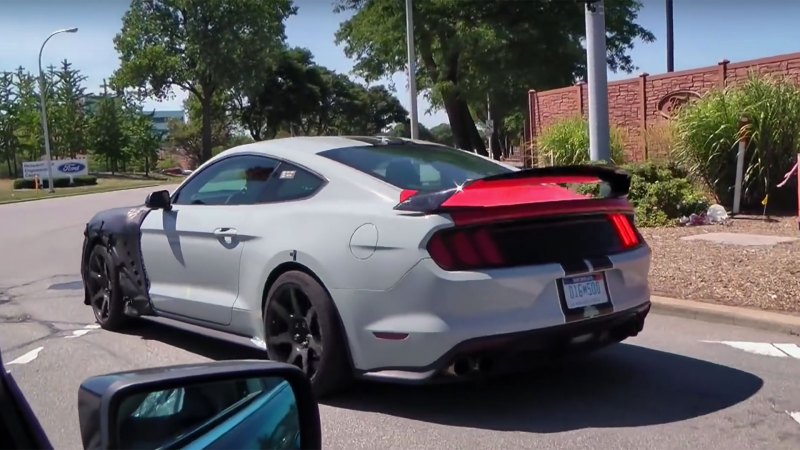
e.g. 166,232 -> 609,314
80,205 -> 154,316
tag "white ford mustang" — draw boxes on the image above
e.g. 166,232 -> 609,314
80,136 -> 651,396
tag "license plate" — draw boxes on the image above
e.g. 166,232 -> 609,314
562,273 -> 609,309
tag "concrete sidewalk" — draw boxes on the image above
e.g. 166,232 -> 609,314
651,295 -> 800,336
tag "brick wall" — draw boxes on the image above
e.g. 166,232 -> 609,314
527,51 -> 800,164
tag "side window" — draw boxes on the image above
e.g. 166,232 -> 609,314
173,155 -> 279,206
260,163 -> 325,203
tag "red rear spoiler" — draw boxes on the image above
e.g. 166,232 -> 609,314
395,165 -> 631,213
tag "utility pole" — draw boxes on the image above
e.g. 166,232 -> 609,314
585,0 -> 610,162
405,0 -> 419,139
666,0 -> 674,72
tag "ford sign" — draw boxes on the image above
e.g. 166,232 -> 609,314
58,162 -> 86,173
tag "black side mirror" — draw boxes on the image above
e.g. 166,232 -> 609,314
77,360 -> 321,450
144,190 -> 172,210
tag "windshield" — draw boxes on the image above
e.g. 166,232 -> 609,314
319,144 -> 512,192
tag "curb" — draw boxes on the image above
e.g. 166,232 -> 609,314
0,182 -> 178,206
651,295 -> 800,336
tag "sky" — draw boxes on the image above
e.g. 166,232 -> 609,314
1,0 -> 800,128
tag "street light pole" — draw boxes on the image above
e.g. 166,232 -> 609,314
38,27 -> 78,193
666,0 -> 674,72
405,0 -> 419,140
585,0 -> 610,162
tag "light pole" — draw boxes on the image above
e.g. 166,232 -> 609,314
666,0 -> 674,72
38,27 -> 78,193
404,0 -> 419,140
584,0 -> 610,162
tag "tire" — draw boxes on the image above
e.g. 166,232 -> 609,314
263,271 -> 351,397
85,244 -> 130,331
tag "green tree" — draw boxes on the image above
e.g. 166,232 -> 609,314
89,93 -> 127,173
168,94 -> 231,165
12,67 -> 44,164
387,121 -> 434,142
113,0 -> 296,164
123,106 -> 163,176
429,123 -> 453,146
298,68 -> 406,136
49,59 -> 88,158
0,72 -> 19,177
232,47 -> 327,140
334,0 -> 652,157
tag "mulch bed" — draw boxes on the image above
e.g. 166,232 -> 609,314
640,215 -> 800,315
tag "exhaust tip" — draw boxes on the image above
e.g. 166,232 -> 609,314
452,358 -> 471,376
477,357 -> 493,373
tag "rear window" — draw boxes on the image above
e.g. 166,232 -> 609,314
319,144 -> 512,191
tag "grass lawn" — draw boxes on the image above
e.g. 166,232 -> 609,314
0,173 -> 180,204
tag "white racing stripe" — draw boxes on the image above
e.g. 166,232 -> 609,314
7,346 -> 44,365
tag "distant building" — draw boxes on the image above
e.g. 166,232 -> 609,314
149,110 -> 185,136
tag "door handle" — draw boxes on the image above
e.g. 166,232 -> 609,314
213,227 -> 238,237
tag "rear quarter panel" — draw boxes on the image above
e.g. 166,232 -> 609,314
233,169 -> 453,315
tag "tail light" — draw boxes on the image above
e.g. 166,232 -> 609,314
427,213 -> 641,272
426,228 -> 505,271
609,213 -> 639,249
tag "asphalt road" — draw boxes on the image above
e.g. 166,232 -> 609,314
1,187 -> 799,449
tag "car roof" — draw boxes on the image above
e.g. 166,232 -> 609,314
217,135 -> 518,171
222,135 -> 446,160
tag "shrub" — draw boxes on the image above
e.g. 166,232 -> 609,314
573,162 -> 709,227
674,74 -> 800,210
624,162 -> 709,227
13,175 -> 97,189
537,115 -> 626,165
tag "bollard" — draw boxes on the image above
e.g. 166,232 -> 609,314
732,115 -> 750,215
34,174 -> 40,191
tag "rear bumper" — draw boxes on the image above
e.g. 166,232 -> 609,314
358,302 -> 650,383
331,246 -> 652,377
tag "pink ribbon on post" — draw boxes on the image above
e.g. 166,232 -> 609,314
777,160 -> 799,188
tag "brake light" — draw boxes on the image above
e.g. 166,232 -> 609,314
609,213 -> 639,249
426,228 -> 505,271
399,189 -> 418,203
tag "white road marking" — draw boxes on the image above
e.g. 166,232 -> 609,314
7,346 -> 44,365
701,340 -> 796,358
787,411 -> 800,426
65,324 -> 101,339
773,343 -> 800,359
66,329 -> 91,339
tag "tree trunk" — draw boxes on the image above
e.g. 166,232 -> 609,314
458,99 -> 488,156
442,93 -> 472,151
200,95 -> 213,163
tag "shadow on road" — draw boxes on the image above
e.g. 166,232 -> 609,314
325,343 -> 764,433
119,319 -> 267,361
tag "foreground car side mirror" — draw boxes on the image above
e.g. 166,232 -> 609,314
145,190 -> 172,210
77,360 -> 321,450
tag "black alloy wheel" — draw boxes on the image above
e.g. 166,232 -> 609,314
263,271 -> 352,397
85,245 -> 128,330
265,283 -> 323,378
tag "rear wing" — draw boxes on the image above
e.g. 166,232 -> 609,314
395,164 -> 631,213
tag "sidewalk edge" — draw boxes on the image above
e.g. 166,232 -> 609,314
651,296 -> 800,336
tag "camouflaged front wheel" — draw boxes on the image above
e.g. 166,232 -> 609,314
85,245 -> 130,331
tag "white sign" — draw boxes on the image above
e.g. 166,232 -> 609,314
22,158 -> 89,180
